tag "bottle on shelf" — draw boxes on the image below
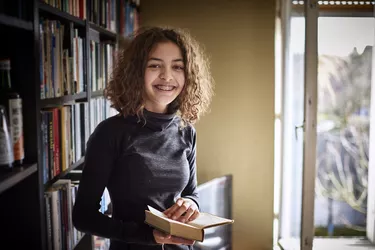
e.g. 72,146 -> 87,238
0,105 -> 14,170
0,59 -> 24,166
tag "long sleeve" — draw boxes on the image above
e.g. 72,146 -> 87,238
181,128 -> 199,209
72,120 -> 157,245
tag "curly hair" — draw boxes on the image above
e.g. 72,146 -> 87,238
104,26 -> 214,125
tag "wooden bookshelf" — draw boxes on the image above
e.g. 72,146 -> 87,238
89,22 -> 117,40
39,2 -> 85,26
0,13 -> 33,30
91,89 -> 104,98
0,163 -> 38,194
0,0 -> 140,249
40,92 -> 88,108
44,157 -> 85,190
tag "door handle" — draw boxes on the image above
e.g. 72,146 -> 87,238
295,122 -> 305,140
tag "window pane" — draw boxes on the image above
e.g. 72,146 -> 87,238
315,17 -> 374,236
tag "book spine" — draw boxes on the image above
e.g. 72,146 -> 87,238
71,105 -> 76,162
41,112 -> 49,183
53,109 -> 61,175
74,103 -> 81,160
45,193 -> 53,250
60,107 -> 67,171
51,190 -> 62,250
47,111 -> 54,178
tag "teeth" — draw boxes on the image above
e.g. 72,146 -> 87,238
155,85 -> 175,91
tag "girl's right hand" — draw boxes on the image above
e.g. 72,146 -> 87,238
153,229 -> 195,245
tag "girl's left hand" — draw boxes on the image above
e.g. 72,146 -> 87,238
164,198 -> 200,223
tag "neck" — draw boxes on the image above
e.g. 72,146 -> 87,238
144,103 -> 168,114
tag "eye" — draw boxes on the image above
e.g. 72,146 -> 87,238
148,64 -> 161,68
173,65 -> 184,71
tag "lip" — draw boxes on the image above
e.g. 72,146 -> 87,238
153,84 -> 177,88
153,85 -> 177,92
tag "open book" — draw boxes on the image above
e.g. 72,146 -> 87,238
144,205 -> 234,242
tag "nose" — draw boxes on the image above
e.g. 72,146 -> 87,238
159,67 -> 173,82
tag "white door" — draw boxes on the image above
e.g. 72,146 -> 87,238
277,0 -> 318,249
277,1 -> 375,249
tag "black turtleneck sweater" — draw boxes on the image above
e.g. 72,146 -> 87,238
72,110 -> 199,250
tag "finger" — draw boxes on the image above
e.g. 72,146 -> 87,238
165,199 -> 184,217
163,233 -> 171,239
188,210 -> 200,221
169,202 -> 189,220
163,206 -> 173,215
165,204 -> 179,218
179,206 -> 195,223
154,230 -> 171,240
170,236 -> 195,245
171,202 -> 191,221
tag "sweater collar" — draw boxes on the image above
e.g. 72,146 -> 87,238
126,109 -> 177,131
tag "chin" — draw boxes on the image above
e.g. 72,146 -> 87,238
156,97 -> 178,106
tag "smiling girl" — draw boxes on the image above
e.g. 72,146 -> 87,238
72,27 -> 214,250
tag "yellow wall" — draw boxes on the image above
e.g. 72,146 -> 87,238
141,1 -> 275,249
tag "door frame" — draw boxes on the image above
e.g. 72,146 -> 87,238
366,5 -> 375,244
300,1 -> 319,249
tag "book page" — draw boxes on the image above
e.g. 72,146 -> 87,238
147,206 -> 233,229
187,212 -> 234,229
147,205 -> 191,225
148,206 -> 168,218
147,206 -> 199,229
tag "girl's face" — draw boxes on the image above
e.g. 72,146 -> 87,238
143,41 -> 185,114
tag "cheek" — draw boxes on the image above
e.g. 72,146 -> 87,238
177,74 -> 185,89
144,70 -> 156,87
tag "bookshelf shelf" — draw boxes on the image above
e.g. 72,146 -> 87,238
40,92 -> 88,108
39,2 -> 85,26
0,163 -> 38,195
89,22 -> 117,40
44,157 -> 85,190
0,13 -> 33,31
91,89 -> 104,98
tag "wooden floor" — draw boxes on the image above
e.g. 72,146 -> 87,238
278,237 -> 375,250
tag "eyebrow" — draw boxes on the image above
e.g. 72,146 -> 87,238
148,57 -> 184,62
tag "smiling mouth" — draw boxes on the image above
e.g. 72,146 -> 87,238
154,85 -> 176,91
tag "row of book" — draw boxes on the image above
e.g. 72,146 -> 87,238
40,99 -> 116,183
43,100 -> 115,249
45,179 -> 82,250
41,103 -> 89,184
41,0 -> 139,36
90,97 -> 118,133
41,0 -> 87,20
89,0 -> 118,33
119,0 -> 140,37
40,19 -> 85,99
90,41 -> 114,92
45,179 -> 111,250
